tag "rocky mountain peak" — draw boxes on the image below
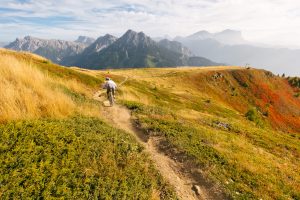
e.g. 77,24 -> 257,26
120,29 -> 154,47
24,36 -> 31,40
74,36 -> 95,45
85,34 -> 117,53
102,34 -> 117,40
123,29 -> 136,36
5,36 -> 86,63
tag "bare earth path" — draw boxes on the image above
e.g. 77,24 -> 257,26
93,91 -> 211,200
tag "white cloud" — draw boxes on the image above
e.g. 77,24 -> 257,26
0,0 -> 300,47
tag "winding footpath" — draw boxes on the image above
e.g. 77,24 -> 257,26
93,92 -> 210,200
92,75 -> 226,199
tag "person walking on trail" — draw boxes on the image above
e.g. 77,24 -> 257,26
103,77 -> 117,99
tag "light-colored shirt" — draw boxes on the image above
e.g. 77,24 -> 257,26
103,80 -> 117,90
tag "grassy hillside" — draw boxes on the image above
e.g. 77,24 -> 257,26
108,67 -> 300,132
0,49 -> 177,199
0,49 -> 103,122
1,48 -> 300,199
88,67 -> 300,199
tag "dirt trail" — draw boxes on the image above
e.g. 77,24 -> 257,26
93,91 -> 210,200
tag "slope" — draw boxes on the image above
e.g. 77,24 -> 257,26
0,49 -> 177,199
85,66 -> 300,199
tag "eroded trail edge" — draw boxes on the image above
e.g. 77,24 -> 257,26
94,92 -> 223,200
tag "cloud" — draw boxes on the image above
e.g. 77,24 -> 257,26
0,0 -> 300,48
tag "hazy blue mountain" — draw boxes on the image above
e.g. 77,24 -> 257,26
175,29 -> 247,45
5,36 -> 86,63
213,29 -> 246,45
175,30 -> 300,75
71,30 -> 220,69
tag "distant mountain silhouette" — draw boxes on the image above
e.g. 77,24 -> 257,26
175,30 -> 300,75
175,29 -> 247,45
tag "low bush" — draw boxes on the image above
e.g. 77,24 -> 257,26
245,107 -> 263,126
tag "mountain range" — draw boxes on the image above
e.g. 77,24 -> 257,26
5,36 -> 89,63
4,29 -> 300,75
68,30 -> 220,69
5,30 -> 220,69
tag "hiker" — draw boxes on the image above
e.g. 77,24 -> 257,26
103,77 -> 117,99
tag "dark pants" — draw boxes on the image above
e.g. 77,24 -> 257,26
106,87 -> 115,99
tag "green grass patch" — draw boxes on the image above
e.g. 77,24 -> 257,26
245,107 -> 264,127
125,79 -> 182,109
0,117 -> 177,199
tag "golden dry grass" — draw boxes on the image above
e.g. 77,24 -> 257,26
0,48 -> 101,122
0,54 -> 76,122
0,48 -> 47,62
0,52 -> 102,122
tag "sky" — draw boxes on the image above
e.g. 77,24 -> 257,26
1,0 -> 300,48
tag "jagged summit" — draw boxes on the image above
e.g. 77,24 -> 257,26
5,36 -> 86,63
88,34 -> 117,53
74,36 -> 95,45
24,35 -> 35,40
119,30 -> 154,47
60,34 -> 117,66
